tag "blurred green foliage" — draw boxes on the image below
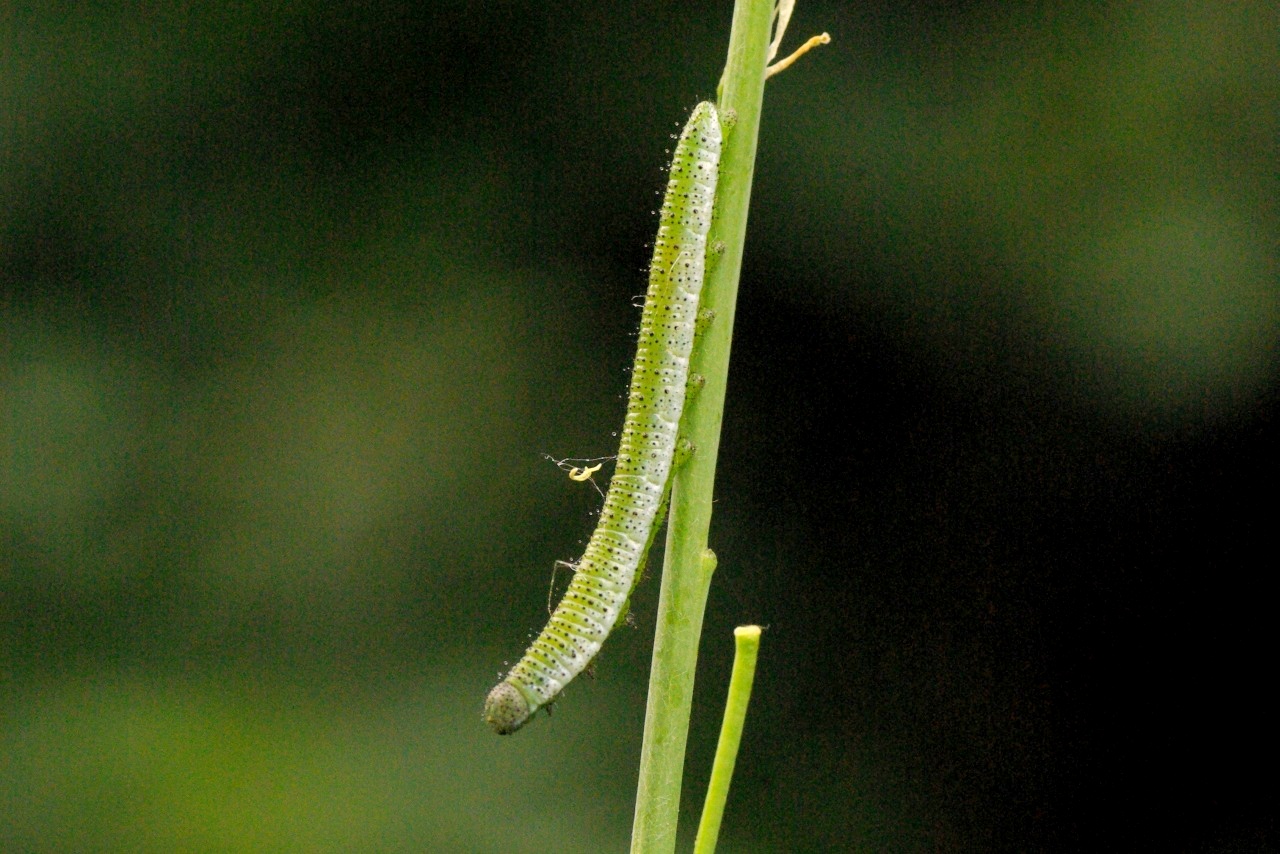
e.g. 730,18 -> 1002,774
2,2 -> 1275,851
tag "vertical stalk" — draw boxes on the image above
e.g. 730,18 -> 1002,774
629,1 -> 773,851
694,626 -> 763,854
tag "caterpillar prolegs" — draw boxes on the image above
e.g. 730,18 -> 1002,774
484,101 -> 721,734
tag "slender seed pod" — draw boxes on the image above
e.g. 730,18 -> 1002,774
484,102 -> 721,734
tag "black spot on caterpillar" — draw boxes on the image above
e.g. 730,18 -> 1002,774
484,102 -> 721,734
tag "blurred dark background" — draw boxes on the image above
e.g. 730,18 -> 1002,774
2,2 -> 1276,851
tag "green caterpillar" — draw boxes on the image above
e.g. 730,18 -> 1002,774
485,101 -> 721,734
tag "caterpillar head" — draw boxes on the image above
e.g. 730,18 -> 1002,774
484,681 -> 533,735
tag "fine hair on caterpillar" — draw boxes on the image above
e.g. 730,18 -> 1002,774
484,102 -> 721,734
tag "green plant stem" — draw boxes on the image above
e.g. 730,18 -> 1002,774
629,0 -> 773,851
693,626 -> 763,854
